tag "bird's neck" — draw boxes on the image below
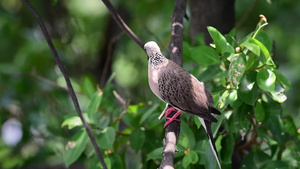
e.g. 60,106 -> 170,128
149,53 -> 167,68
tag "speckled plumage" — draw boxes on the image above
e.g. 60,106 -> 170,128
145,41 -> 219,122
144,41 -> 222,169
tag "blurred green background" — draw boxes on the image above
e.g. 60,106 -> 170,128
0,0 -> 299,168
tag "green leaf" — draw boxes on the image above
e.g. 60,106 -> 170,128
98,127 -> 116,150
257,69 -> 276,92
182,151 -> 199,168
228,28 -> 236,37
146,147 -> 163,160
63,130 -> 88,167
87,90 -> 103,119
207,26 -> 234,54
273,69 -> 292,89
212,113 -> 225,138
183,41 -> 191,59
127,103 -> 143,114
181,122 -> 196,148
221,134 -> 234,164
228,90 -> 243,109
213,93 -> 220,108
181,121 -> 196,148
261,160 -> 288,169
139,104 -> 159,125
265,116 -> 287,144
241,151 -> 271,169
99,157 -> 111,169
249,38 -> 270,62
245,53 -> 259,71
241,40 -> 260,56
237,71 -> 260,105
282,116 -> 298,137
228,53 -> 246,89
205,142 -> 219,169
228,104 -> 251,134
180,135 -> 189,149
109,154 -> 123,169
218,90 -> 229,109
129,128 -> 145,153
270,91 -> 287,103
61,116 -> 82,129
256,31 -> 272,53
194,116 -> 201,129
255,99 -> 266,123
194,140 -> 208,164
252,15 -> 268,39
82,76 -> 96,99
190,46 -> 220,65
98,115 -> 110,129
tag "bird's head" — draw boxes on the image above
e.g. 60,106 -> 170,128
144,41 -> 161,60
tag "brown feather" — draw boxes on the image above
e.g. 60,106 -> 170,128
157,60 -> 217,122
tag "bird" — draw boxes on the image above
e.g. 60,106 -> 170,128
144,41 -> 222,169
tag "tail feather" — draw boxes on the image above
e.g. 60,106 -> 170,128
198,117 -> 222,169
211,107 -> 221,115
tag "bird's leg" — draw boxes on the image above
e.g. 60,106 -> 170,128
164,106 -> 181,128
158,104 -> 170,120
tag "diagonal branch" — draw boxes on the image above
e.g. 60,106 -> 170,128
23,1 -> 107,169
159,0 -> 186,169
101,0 -> 144,49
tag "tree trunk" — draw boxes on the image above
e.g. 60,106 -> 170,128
189,0 -> 235,45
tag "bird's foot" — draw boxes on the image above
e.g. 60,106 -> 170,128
164,107 -> 181,128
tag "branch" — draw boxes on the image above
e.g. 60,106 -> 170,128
101,0 -> 144,49
168,0 -> 186,67
159,0 -> 186,169
23,1 -> 107,169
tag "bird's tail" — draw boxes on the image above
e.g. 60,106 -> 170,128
198,117 -> 222,169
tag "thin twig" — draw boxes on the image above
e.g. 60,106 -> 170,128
101,0 -> 144,49
113,90 -> 128,122
100,32 -> 124,87
23,1 -> 107,168
113,90 -> 127,107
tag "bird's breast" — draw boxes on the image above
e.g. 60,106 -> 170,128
148,66 -> 162,100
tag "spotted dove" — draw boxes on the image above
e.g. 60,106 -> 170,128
144,41 -> 222,169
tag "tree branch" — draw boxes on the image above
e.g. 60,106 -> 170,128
159,0 -> 186,169
23,1 -> 107,169
101,0 -> 144,49
169,0 -> 185,67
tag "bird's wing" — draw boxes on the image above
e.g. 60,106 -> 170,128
157,60 -> 217,122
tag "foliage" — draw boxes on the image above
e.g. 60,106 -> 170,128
61,16 -> 299,169
1,1 -> 300,169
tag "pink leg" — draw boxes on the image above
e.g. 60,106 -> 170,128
164,107 -> 181,128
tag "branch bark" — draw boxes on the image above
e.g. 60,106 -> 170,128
159,0 -> 186,169
23,1 -> 107,169
168,0 -> 186,67
101,0 -> 144,48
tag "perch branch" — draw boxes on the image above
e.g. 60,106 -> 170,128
23,1 -> 107,168
159,0 -> 186,169
101,0 -> 144,49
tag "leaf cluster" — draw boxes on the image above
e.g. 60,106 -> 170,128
61,17 -> 299,169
